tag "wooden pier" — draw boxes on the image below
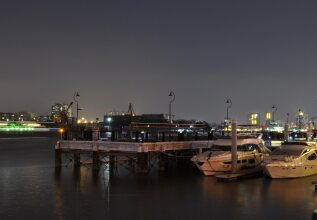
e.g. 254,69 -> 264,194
55,140 -> 213,173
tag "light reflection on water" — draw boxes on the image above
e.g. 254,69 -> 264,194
1,137 -> 317,220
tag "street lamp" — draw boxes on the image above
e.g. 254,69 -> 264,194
73,92 -> 80,122
272,105 -> 277,122
225,99 -> 232,136
226,99 -> 232,122
168,91 -> 175,123
168,91 -> 175,141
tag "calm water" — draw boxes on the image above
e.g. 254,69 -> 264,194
1,136 -> 317,220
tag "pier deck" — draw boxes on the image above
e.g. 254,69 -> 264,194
56,140 -> 213,153
55,140 -> 213,173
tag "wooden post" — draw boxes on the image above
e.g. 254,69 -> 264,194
92,127 -> 100,141
158,152 -> 168,172
109,155 -> 116,176
92,144 -> 100,171
74,151 -> 81,168
231,120 -> 238,173
136,152 -> 149,173
55,142 -> 62,167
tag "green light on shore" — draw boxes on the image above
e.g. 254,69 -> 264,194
0,126 -> 35,131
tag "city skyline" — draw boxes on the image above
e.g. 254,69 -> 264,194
1,1 -> 317,123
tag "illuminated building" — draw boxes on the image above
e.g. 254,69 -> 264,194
295,109 -> 308,130
0,112 -> 36,121
51,103 -> 72,123
265,112 -> 272,127
248,113 -> 260,126
102,112 -> 210,141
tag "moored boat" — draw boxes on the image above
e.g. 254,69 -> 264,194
191,136 -> 271,176
263,141 -> 317,178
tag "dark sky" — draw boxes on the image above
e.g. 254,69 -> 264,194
1,0 -> 317,123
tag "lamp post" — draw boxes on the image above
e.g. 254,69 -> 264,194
73,92 -> 80,122
225,99 -> 232,136
168,91 -> 175,141
272,105 -> 277,122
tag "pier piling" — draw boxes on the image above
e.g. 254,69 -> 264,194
158,152 -> 168,171
55,143 -> 62,167
136,152 -> 149,173
74,151 -> 81,168
109,155 -> 116,175
93,151 -> 100,171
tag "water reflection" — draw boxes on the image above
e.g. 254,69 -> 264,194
52,162 -> 317,220
53,164 -> 112,220
53,168 -> 64,220
3,137 -> 317,220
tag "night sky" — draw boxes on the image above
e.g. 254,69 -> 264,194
1,0 -> 317,123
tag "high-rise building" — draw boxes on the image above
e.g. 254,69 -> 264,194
296,109 -> 308,130
248,113 -> 260,126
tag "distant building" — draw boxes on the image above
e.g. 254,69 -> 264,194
51,103 -> 72,123
17,112 -> 37,121
102,112 -> 210,141
248,113 -> 260,126
0,112 -> 36,121
0,113 -> 16,121
295,109 -> 308,130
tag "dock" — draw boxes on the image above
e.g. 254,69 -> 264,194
55,140 -> 213,173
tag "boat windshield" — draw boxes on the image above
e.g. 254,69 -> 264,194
271,148 -> 303,157
212,144 -> 260,152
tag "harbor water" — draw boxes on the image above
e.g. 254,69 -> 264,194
1,135 -> 317,220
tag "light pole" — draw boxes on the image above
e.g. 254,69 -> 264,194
272,105 -> 277,122
225,99 -> 232,136
168,91 -> 175,141
73,92 -> 80,122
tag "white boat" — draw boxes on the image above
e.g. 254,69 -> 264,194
191,136 -> 271,176
263,141 -> 317,178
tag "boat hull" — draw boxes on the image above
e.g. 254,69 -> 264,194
192,155 -> 263,176
264,164 -> 317,178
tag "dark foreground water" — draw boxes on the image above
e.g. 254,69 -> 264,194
1,136 -> 317,220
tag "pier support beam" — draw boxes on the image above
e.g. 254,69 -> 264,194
92,151 -> 100,171
92,143 -> 100,171
74,151 -> 81,168
55,143 -> 62,167
109,155 -> 116,176
136,153 -> 149,173
158,152 -> 168,172
92,127 -> 100,141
